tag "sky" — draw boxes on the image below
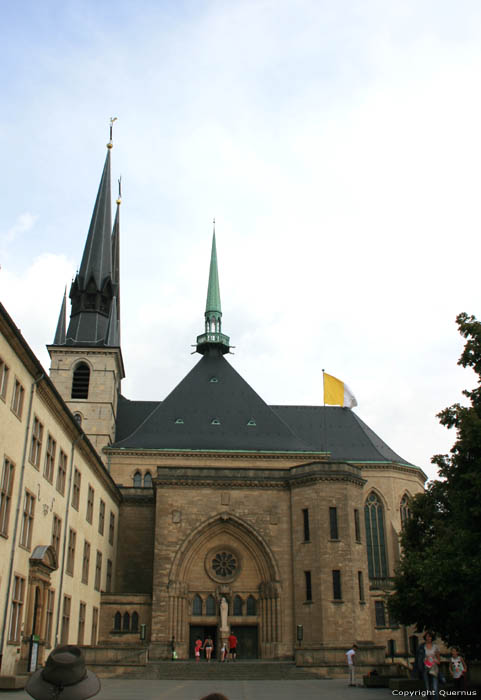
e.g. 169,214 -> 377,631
1,0 -> 481,480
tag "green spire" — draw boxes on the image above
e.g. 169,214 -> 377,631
205,230 -> 222,316
196,223 -> 230,355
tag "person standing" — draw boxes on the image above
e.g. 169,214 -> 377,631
345,644 -> 358,686
194,637 -> 203,663
449,648 -> 467,690
228,632 -> 238,661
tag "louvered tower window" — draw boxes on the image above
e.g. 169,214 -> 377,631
71,363 -> 90,399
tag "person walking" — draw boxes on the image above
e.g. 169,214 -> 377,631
26,645 -> 100,700
345,643 -> 358,686
416,631 -> 441,699
203,635 -> 214,662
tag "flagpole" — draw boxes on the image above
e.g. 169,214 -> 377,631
322,369 -> 325,406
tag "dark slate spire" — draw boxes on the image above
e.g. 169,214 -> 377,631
53,288 -> 67,345
196,225 -> 230,355
66,143 -> 119,346
78,148 -> 112,289
111,180 -> 121,336
106,296 -> 120,346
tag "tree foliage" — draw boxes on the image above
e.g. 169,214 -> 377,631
389,313 -> 481,659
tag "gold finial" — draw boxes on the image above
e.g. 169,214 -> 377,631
116,176 -> 122,205
107,116 -> 118,148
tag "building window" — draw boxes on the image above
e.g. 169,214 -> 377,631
304,571 -> 312,602
192,595 -> 202,616
329,507 -> 339,539
131,611 -> 139,633
61,595 -> 71,644
0,358 -> 9,400
20,490 -> 35,549
133,471 -> 141,487
30,417 -> 44,468
400,494 -> 411,529
365,492 -> 388,578
71,362 -> 90,399
91,607 -> 99,646
354,509 -> 361,542
81,540 -> 90,584
109,512 -> 115,545
51,514 -> 62,559
246,595 -> 256,615
206,595 -> 216,616
86,485 -> 94,524
0,457 -> 15,537
72,468 -> 81,510
95,551 -> 102,591
66,528 -> 76,575
8,575 -> 25,643
233,595 -> 243,616
78,602 -> 86,645
45,589 -> 55,648
375,600 -> 386,627
332,570 -> 342,600
56,450 -> 67,495
302,508 -> 310,541
143,472 -> 152,488
122,612 -> 130,632
114,612 -> 121,631
44,434 -> 56,483
11,379 -> 25,418
99,500 -> 105,535
106,559 -> 112,593
358,571 -> 365,602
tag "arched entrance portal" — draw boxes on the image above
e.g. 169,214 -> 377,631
167,513 -> 282,659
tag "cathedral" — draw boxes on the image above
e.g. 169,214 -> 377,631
0,138 -> 426,679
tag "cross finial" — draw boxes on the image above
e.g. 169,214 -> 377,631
116,176 -> 122,205
108,117 -> 118,148
213,217 -> 215,234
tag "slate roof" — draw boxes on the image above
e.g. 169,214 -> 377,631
112,350 -> 412,464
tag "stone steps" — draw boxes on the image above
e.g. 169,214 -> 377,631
119,661 -> 323,681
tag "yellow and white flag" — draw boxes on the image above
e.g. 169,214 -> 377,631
323,372 -> 358,408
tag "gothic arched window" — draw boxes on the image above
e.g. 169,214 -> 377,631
133,471 -> 142,487
122,612 -> 130,632
144,472 -> 152,488
193,595 -> 202,616
233,595 -> 243,616
364,492 -> 388,578
131,611 -> 139,633
400,494 -> 411,529
114,612 -> 121,631
71,362 -> 90,399
206,595 -> 216,616
246,595 -> 256,615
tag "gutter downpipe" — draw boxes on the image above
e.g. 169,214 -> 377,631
0,373 -> 44,670
53,433 -> 84,647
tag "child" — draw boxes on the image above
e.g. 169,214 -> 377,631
195,637 -> 203,663
449,648 -> 467,690
220,642 -> 228,662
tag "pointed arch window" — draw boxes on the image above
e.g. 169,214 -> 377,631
133,472 -> 142,488
113,612 -> 121,632
206,595 -> 216,616
246,595 -> 256,615
193,595 -> 202,616
365,492 -> 388,579
122,612 -> 130,632
71,363 -> 90,399
131,611 -> 139,633
143,472 -> 152,488
233,595 -> 243,616
400,494 -> 411,529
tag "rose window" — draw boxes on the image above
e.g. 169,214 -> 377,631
212,551 -> 237,578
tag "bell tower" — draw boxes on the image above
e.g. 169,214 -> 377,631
48,134 -> 124,459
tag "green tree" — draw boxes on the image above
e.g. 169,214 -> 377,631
389,313 -> 481,659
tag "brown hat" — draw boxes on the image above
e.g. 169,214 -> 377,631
26,645 -> 100,700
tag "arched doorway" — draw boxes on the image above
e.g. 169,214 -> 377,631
166,513 -> 282,659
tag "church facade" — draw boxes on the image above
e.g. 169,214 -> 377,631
0,139 -> 425,677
